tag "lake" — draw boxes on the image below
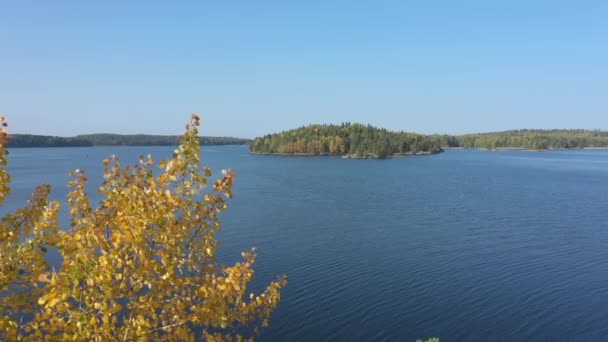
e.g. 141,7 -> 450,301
5,146 -> 608,341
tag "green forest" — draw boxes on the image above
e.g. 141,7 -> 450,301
7,134 -> 250,148
7,135 -> 93,147
249,123 -> 444,158
445,129 -> 608,150
251,125 -> 608,158
10,128 -> 608,152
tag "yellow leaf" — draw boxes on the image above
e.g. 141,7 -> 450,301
48,298 -> 60,308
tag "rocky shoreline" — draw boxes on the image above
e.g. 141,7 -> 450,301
341,147 -> 444,159
249,147 -> 444,159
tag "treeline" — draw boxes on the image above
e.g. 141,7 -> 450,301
7,135 -> 94,147
75,134 -> 250,147
250,123 -> 444,158
444,129 -> 608,150
7,134 -> 250,148
12,129 -> 608,151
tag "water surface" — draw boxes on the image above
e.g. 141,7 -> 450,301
6,146 -> 608,341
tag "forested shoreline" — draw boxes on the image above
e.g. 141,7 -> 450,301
437,129 -> 608,150
7,134 -> 251,148
9,128 -> 608,152
251,125 -> 608,158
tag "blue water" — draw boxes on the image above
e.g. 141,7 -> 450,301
5,146 -> 608,341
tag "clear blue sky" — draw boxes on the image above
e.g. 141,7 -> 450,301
1,1 -> 607,138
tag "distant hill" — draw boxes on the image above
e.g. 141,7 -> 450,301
250,123 -> 443,158
7,134 -> 250,148
7,135 -> 94,148
75,134 -> 250,147
443,129 -> 608,150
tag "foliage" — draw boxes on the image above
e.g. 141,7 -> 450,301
7,134 -> 250,148
447,129 -> 608,150
250,123 -> 443,158
251,124 -> 608,155
0,117 -> 60,337
0,115 -> 286,341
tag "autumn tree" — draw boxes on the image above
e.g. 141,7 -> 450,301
0,115 -> 286,341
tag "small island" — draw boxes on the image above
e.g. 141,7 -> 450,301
250,123 -> 444,159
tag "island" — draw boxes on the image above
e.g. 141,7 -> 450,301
249,123 -> 444,158
7,134 -> 251,148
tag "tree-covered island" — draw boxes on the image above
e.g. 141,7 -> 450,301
249,123 -> 444,158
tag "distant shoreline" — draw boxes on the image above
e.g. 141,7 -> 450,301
6,133 -> 251,148
7,144 -> 249,149
444,146 -> 608,152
